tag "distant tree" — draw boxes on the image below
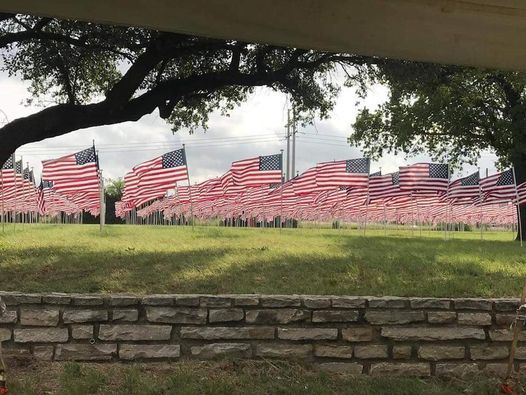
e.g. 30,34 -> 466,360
349,62 -> 526,240
0,13 -> 372,166
105,177 -> 124,199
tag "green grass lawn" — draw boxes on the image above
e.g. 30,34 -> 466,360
10,361 -> 501,395
0,224 -> 524,297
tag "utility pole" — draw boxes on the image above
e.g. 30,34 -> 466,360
286,109 -> 291,181
291,106 -> 297,179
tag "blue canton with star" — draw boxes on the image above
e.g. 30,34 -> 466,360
15,160 -> 23,174
75,147 -> 96,165
496,169 -> 515,186
391,172 -> 400,185
429,163 -> 449,179
345,158 -> 370,174
2,155 -> 13,170
461,172 -> 479,186
162,149 -> 186,168
259,154 -> 282,171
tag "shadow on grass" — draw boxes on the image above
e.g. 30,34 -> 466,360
1,227 -> 525,297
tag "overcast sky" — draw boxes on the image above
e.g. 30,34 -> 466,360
0,71 -> 498,184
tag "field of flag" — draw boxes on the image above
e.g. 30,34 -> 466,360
1,146 -> 525,232
116,150 -> 525,232
0,146 -> 101,221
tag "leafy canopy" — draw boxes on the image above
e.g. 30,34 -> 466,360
0,14 -> 368,135
349,61 -> 526,169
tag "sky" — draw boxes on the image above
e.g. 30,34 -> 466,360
0,71 -> 499,184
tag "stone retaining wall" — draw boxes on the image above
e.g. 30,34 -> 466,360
0,292 -> 524,377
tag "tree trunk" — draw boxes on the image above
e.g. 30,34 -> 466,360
512,141 -> 526,242
517,205 -> 526,242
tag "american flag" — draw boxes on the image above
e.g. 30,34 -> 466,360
121,170 -> 140,208
447,171 -> 480,200
133,149 -> 188,188
480,169 -> 517,203
196,177 -> 225,200
369,172 -> 407,202
517,181 -> 526,205
126,149 -> 189,207
41,147 -> 101,213
219,170 -> 246,195
399,163 -> 449,192
292,166 -> 331,195
37,180 -> 54,214
0,154 -> 16,188
230,154 -> 282,187
316,158 -> 370,188
42,147 -> 100,194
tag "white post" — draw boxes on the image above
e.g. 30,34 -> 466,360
14,156 -> 20,233
280,149 -> 284,232
478,168 -> 483,241
182,144 -> 194,230
383,203 -> 387,237
99,169 -> 105,232
286,109 -> 291,181
1,159 -> 3,233
291,106 -> 296,180
445,163 -> 451,240
410,191 -> 415,237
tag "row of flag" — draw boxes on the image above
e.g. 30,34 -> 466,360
1,144 -> 524,226
115,150 -> 526,226
0,146 -> 101,217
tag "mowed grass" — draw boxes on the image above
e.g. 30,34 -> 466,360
10,361 -> 501,395
0,224 -> 525,297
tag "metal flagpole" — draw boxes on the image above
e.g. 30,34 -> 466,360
1,157 -> 4,233
280,149 -> 284,232
410,191 -> 414,237
511,166 -> 523,247
364,192 -> 369,236
182,144 -> 194,231
100,171 -> 106,231
445,162 -> 451,240
417,199 -> 422,237
291,107 -> 296,182
383,203 -> 387,237
286,110 -> 291,181
478,167 -> 484,241
95,143 -> 105,233
14,156 -> 21,233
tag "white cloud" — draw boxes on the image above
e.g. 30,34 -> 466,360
1,72 -> 498,184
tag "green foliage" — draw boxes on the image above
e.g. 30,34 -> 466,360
59,363 -> 108,395
0,224 -> 523,297
105,178 -> 124,199
0,15 -> 360,133
349,61 -> 526,170
10,361 -> 501,394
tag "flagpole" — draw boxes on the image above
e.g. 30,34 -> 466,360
1,157 -> 4,233
445,162 -> 451,240
383,203 -> 387,237
478,167 -> 483,241
279,149 -> 284,232
14,156 -> 19,233
363,197 -> 369,236
410,191 -> 414,237
182,144 -> 194,231
99,168 -> 105,232
94,142 -> 105,233
512,166 -> 523,247
364,161 -> 371,236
